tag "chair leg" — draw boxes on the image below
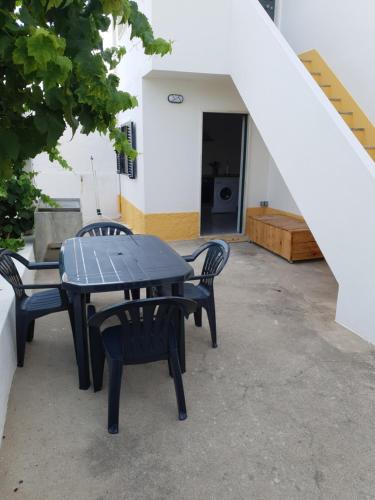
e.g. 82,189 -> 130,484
205,298 -> 218,348
89,331 -> 105,393
169,350 -> 187,421
107,360 -> 123,434
26,320 -> 35,343
87,305 -> 105,392
167,358 -> 173,378
16,318 -> 29,367
131,289 -> 140,300
124,290 -> 130,300
194,307 -> 202,327
67,304 -> 78,364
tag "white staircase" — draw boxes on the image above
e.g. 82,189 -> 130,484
230,0 -> 375,342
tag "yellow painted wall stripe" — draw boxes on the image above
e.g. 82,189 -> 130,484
120,196 -> 199,241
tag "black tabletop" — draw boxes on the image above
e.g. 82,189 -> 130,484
60,234 -> 194,292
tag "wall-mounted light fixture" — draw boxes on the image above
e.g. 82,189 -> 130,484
168,94 -> 184,104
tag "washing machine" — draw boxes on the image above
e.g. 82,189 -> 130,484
211,176 -> 239,214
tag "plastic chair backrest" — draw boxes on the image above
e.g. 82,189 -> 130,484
76,222 -> 133,237
89,297 -> 196,361
0,249 -> 25,299
199,240 -> 230,288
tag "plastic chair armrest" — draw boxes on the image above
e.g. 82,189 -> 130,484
27,261 -> 59,270
8,252 -> 59,270
16,283 -> 62,290
182,254 -> 195,262
188,273 -> 216,281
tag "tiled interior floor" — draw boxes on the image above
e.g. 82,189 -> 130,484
200,204 -> 238,235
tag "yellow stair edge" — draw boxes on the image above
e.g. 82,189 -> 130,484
299,49 -> 375,161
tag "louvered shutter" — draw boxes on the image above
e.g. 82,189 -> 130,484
116,123 -> 137,178
124,122 -> 137,179
116,125 -> 126,174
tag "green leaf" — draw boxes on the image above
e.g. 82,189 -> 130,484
18,5 -> 37,28
0,160 -> 12,179
129,2 -> 150,39
27,28 -> 66,67
48,147 -> 72,170
106,90 -> 137,114
34,109 -> 65,148
144,37 -> 173,56
46,0 -> 65,11
13,37 -> 37,74
40,193 -> 59,207
43,56 -> 72,89
100,0 -> 126,16
0,35 -> 12,60
128,2 -> 172,55
17,123 -> 46,160
0,239 -> 25,252
2,0 -> 171,177
0,129 -> 19,160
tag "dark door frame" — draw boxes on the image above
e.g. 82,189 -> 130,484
237,114 -> 248,234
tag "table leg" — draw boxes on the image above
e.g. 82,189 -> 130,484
172,282 -> 186,373
72,292 -> 90,390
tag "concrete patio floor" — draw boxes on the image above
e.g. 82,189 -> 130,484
1,241 -> 375,500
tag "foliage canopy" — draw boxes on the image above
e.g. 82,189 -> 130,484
0,164 -> 56,250
0,0 -> 171,177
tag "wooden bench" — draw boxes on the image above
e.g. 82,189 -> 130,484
247,212 -> 323,262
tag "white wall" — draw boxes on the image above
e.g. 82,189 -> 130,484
0,244 -> 34,442
150,0 -> 229,76
137,0 -> 300,216
246,121 -> 300,213
267,159 -> 300,214
247,123 -> 270,206
279,0 -> 375,123
119,67 -> 300,219
142,75 -> 248,214
115,8 -> 152,213
114,0 -> 236,213
33,129 -> 119,221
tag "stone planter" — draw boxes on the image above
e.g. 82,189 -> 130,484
34,198 -> 83,261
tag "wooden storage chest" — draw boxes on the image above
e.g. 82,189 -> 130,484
247,213 -> 323,262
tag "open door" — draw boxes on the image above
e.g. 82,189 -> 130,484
200,113 -> 247,236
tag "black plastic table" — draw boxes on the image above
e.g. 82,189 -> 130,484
60,234 -> 194,389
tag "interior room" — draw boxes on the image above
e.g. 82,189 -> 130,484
200,112 -> 246,235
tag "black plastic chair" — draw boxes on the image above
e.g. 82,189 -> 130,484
76,221 -> 138,301
181,240 -> 230,348
87,297 -> 197,434
0,249 -> 76,367
76,221 -> 133,237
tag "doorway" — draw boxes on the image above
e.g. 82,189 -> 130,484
200,113 -> 247,236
